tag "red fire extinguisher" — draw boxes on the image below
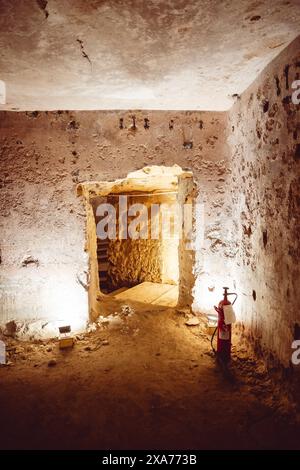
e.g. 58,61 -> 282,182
211,287 -> 237,362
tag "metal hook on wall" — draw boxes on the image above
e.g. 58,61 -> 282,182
131,115 -> 136,131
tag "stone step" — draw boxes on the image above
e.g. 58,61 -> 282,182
99,262 -> 109,271
98,251 -> 108,255
98,239 -> 109,246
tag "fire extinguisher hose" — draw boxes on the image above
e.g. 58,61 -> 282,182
211,326 -> 217,354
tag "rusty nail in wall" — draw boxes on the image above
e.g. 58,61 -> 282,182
131,115 -> 136,130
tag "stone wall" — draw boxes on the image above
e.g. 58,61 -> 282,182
107,192 -> 179,290
0,110 -> 231,327
228,37 -> 300,366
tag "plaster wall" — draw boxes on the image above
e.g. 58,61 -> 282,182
228,37 -> 300,366
0,110 -> 231,327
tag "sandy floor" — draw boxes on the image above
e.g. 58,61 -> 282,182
0,298 -> 299,450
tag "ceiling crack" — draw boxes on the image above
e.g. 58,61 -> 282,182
76,39 -> 92,71
36,0 -> 49,19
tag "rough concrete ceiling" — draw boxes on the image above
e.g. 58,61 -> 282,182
0,0 -> 299,111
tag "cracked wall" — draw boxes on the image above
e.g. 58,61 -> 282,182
229,37 -> 300,366
0,110 -> 231,326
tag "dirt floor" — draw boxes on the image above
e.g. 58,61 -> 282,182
0,297 -> 300,450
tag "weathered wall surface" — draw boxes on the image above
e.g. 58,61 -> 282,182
0,110 -> 231,326
228,37 -> 300,366
0,36 -> 298,365
2,0 -> 299,112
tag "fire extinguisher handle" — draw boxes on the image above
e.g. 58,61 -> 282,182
228,293 -> 238,305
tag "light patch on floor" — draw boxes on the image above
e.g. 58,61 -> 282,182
111,282 -> 178,307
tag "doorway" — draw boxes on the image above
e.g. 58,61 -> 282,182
77,165 -> 196,320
